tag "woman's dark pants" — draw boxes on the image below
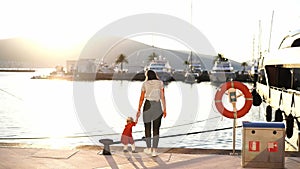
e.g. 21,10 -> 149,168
143,100 -> 163,148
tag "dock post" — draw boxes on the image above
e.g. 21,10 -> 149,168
230,111 -> 238,156
298,132 -> 300,152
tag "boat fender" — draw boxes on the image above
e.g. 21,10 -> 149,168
275,108 -> 283,122
275,92 -> 283,122
286,114 -> 294,139
214,81 -> 252,119
251,89 -> 262,106
266,105 -> 272,122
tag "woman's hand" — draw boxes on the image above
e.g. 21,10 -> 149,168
163,110 -> 167,118
161,88 -> 167,118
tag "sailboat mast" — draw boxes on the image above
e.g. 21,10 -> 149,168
190,0 -> 193,72
190,51 -> 193,72
258,20 -> 262,60
268,10 -> 274,52
190,0 -> 193,25
252,34 -> 255,61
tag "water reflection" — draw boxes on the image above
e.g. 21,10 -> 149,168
0,71 -> 263,149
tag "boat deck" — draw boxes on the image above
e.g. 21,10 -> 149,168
0,145 -> 299,169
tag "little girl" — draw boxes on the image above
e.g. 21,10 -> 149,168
121,116 -> 138,153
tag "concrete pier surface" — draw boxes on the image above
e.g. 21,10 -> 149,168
0,145 -> 299,169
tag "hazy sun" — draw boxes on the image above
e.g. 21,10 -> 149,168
29,32 -> 85,51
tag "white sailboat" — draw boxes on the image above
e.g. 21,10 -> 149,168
185,52 -> 203,83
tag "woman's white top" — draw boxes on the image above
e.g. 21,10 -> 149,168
141,80 -> 164,101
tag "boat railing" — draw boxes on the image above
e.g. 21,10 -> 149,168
269,86 -> 300,96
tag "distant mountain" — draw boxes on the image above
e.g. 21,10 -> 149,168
79,36 -> 243,72
0,38 -> 80,67
0,37 -> 242,70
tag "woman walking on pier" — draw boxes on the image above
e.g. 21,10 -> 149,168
136,70 -> 167,157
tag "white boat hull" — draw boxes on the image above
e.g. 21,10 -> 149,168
255,30 -> 300,151
256,82 -> 300,151
209,71 -> 236,84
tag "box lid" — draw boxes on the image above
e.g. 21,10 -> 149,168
242,121 -> 285,128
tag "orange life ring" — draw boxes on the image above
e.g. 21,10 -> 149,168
214,81 -> 253,119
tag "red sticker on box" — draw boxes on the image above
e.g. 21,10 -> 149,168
267,142 -> 278,152
249,141 -> 260,152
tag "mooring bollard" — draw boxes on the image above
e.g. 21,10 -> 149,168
99,139 -> 114,155
98,137 -> 145,155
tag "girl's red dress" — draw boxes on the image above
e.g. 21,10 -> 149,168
121,122 -> 136,144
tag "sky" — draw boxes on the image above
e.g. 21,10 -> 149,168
0,0 -> 300,62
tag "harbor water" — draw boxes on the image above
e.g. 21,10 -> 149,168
0,69 -> 264,150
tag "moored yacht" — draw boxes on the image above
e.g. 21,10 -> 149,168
209,58 -> 236,84
256,29 -> 300,151
184,62 -> 203,83
144,55 -> 173,82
